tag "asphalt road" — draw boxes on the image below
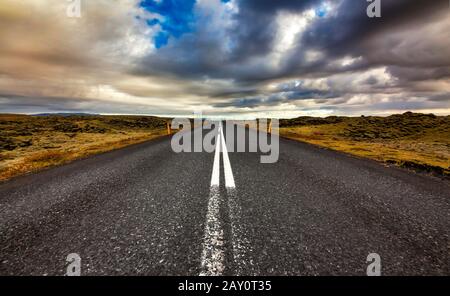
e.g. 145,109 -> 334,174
0,125 -> 449,276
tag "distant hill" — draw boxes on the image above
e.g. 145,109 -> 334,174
32,113 -> 99,117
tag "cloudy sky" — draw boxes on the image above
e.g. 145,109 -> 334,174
0,0 -> 449,118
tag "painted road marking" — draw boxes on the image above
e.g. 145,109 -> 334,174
201,122 -> 243,276
210,124 -> 221,187
200,124 -> 225,276
220,122 -> 235,189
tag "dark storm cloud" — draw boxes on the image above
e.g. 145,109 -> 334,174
428,93 -> 450,103
364,76 -> 379,86
135,0 -> 320,81
387,66 -> 450,84
301,0 -> 448,53
214,88 -> 339,108
136,0 -> 449,84
227,0 -> 317,62
0,93 -> 187,116
286,0 -> 450,76
0,93 -> 91,112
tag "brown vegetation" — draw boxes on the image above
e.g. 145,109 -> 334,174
280,112 -> 450,178
0,115 -> 170,181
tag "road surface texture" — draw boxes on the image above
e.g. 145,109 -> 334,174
0,125 -> 449,276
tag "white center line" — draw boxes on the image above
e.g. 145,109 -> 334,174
200,124 -> 225,276
220,122 -> 235,189
200,122 -> 239,275
210,124 -> 221,187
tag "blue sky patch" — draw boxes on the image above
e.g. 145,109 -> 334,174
140,0 -> 197,48
315,5 -> 328,18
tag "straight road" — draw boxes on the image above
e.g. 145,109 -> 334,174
0,125 -> 448,275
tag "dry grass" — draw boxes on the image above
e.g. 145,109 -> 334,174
280,112 -> 450,177
0,115 -> 170,181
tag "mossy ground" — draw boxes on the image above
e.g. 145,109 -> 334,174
280,112 -> 450,177
0,115 -> 170,181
